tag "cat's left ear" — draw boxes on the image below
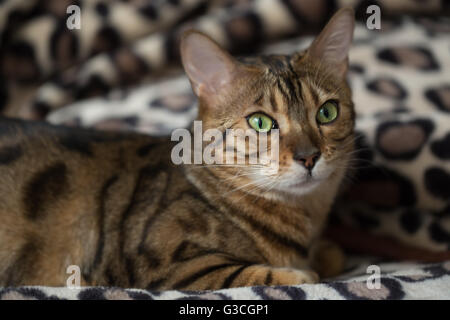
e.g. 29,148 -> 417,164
307,8 -> 355,79
180,30 -> 239,101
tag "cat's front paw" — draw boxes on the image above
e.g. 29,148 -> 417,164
269,268 -> 319,286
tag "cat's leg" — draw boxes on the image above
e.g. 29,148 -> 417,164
153,255 -> 319,290
223,264 -> 319,288
310,239 -> 345,278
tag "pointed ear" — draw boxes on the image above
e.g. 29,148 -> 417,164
180,31 -> 238,99
308,8 -> 355,79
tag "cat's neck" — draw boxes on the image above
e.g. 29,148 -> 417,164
184,164 -> 344,228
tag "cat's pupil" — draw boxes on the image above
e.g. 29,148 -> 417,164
323,108 -> 329,118
258,117 -> 263,128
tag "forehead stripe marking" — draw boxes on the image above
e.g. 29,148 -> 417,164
276,78 -> 291,104
283,76 -> 297,101
287,59 -> 303,103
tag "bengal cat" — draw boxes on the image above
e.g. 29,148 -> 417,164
0,8 -> 355,290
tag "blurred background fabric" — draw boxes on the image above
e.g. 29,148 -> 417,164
0,0 -> 449,299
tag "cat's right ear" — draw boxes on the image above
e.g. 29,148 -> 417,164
180,31 -> 238,101
307,8 -> 355,79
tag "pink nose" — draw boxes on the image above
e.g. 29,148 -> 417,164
294,152 -> 321,171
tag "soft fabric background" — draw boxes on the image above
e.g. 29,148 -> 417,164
0,0 -> 449,299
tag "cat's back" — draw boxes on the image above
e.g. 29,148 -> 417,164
0,118 -> 180,285
0,117 -> 173,188
0,117 -> 178,217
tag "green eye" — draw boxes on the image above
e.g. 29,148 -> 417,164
316,101 -> 338,124
247,113 -> 276,133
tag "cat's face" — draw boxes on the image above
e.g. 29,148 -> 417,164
181,8 -> 355,198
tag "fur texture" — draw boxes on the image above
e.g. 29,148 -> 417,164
0,8 -> 355,290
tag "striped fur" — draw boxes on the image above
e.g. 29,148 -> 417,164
0,9 -> 355,290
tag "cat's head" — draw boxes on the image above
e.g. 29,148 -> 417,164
180,8 -> 355,199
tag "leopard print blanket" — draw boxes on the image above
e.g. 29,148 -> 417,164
0,0 -> 449,299
1,258 -> 450,300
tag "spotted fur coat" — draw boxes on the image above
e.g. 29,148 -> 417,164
0,0 -> 449,299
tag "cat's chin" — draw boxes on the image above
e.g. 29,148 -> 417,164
262,177 -> 324,199
281,178 -> 323,195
